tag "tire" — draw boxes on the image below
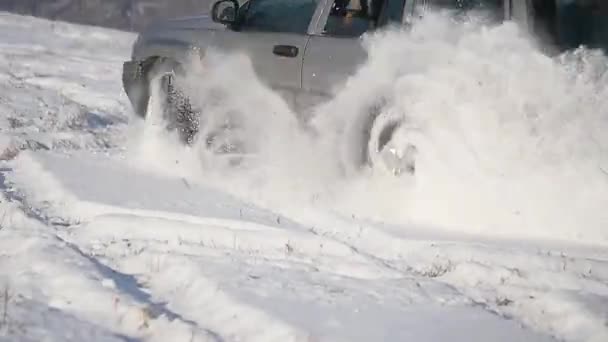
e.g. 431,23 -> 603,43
147,58 -> 200,145
145,58 -> 247,164
368,113 -> 417,176
341,100 -> 413,176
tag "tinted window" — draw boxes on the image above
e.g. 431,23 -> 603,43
383,0 -> 407,24
414,0 -> 504,22
241,0 -> 319,33
555,0 -> 608,50
324,0 -> 389,37
423,0 -> 502,10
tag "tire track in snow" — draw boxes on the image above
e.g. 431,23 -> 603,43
1,153 -> 411,340
0,200 -> 221,341
5,151 -> 406,281
8,150 -> 608,341
252,207 -> 608,342
0,165 -> 226,341
6,151 -> 543,341
0,152 -> 566,341
68,221 -> 469,342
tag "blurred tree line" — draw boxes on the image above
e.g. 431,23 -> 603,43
0,0 -> 215,31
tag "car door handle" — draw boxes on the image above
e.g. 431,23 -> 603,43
273,45 -> 299,58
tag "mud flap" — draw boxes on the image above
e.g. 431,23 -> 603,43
122,60 -> 150,118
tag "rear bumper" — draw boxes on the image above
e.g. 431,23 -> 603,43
122,60 -> 149,118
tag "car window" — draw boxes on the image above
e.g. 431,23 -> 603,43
382,0 -> 407,24
414,0 -> 503,11
554,0 -> 607,50
412,0 -> 504,22
323,0 -> 389,37
240,0 -> 319,34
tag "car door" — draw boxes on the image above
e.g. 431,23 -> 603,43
301,0 -> 407,104
211,0 -> 323,100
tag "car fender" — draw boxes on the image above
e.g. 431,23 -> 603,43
124,27 -> 219,118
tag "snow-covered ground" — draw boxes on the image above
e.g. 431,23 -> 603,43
1,10 -> 608,342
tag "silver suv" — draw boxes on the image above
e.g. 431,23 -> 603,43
121,0 -> 598,173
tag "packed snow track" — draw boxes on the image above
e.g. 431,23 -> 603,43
1,11 -> 608,342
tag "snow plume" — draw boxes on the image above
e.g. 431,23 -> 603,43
128,49 -> 341,198
134,11 -> 608,244
320,12 -> 608,242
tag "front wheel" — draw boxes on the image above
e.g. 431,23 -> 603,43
146,59 -> 200,145
341,102 -> 416,177
145,59 -> 247,161
367,110 -> 417,176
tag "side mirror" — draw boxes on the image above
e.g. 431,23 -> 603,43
211,0 -> 240,25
